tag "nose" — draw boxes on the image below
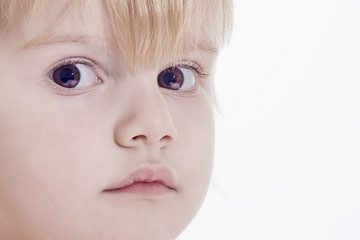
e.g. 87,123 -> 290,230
113,83 -> 178,149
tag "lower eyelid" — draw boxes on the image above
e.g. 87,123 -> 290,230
45,78 -> 97,96
160,84 -> 201,98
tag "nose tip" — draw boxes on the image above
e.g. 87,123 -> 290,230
115,119 -> 177,149
113,91 -> 178,149
126,122 -> 177,148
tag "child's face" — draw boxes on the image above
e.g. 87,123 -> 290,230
0,2 -> 216,239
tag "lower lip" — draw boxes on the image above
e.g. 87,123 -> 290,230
104,182 -> 173,195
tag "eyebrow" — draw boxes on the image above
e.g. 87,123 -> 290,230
18,34 -> 107,53
18,34 -> 219,56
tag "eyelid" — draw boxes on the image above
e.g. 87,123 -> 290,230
45,57 -> 104,96
168,59 -> 208,78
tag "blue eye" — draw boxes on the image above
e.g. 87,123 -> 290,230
51,63 -> 97,88
157,67 -> 195,90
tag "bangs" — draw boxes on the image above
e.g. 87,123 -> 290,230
104,0 -> 233,69
1,0 -> 233,70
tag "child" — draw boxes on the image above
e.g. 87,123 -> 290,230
0,0 -> 232,239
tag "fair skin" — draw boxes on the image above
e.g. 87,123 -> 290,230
0,1 -> 217,240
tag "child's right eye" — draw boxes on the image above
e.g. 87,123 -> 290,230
50,62 -> 98,89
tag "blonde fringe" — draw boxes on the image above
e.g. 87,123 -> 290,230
1,0 -> 233,70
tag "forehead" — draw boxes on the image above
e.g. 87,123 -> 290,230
19,1 -> 107,44
6,0 -> 228,70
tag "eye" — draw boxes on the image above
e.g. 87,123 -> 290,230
50,63 -> 97,88
157,67 -> 195,90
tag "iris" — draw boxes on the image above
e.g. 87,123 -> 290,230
52,64 -> 81,88
157,67 -> 184,90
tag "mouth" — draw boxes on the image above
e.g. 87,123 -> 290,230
103,167 -> 176,196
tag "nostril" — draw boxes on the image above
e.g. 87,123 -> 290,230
159,135 -> 173,149
132,135 -> 146,141
160,135 -> 172,142
131,134 -> 172,146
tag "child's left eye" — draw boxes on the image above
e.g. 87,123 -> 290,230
50,63 -> 98,88
157,67 -> 195,91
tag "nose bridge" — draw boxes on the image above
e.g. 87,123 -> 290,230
114,77 -> 177,148
134,86 -> 172,132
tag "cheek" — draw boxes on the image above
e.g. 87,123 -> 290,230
177,103 -> 215,181
0,91 -> 106,237
0,94 -> 105,192
167,92 -> 215,218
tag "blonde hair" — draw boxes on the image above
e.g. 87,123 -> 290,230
1,0 -> 232,69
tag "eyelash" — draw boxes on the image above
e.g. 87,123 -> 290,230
176,61 -> 208,78
45,58 -> 209,96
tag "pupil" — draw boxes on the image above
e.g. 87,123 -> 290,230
59,68 -> 75,83
164,72 -> 177,86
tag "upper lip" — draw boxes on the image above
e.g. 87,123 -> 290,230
103,167 -> 176,191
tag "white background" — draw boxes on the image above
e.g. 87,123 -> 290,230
181,0 -> 360,239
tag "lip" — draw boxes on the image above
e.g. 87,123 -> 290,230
103,167 -> 176,196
